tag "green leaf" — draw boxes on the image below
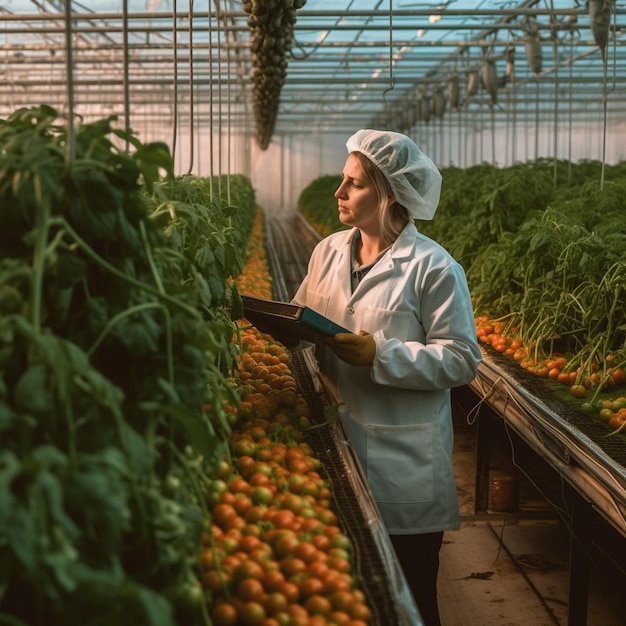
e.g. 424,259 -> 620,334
14,364 -> 53,416
64,465 -> 130,556
133,142 -> 174,193
116,421 -> 155,473
47,574 -> 176,626
114,310 -> 160,356
230,283 -> 244,320
0,401 -> 16,432
158,400 -> 219,460
0,490 -> 37,573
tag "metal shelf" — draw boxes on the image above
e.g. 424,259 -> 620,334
470,347 -> 626,535
468,347 -> 626,626
291,345 -> 424,626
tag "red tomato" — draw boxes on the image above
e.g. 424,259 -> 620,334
292,541 -> 319,564
261,569 -> 286,592
279,557 -> 307,578
237,577 -> 266,603
212,503 -> 239,529
233,559 -> 265,584
271,510 -> 298,531
299,575 -> 324,599
277,581 -> 300,603
304,594 -> 332,616
229,476 -> 252,496
263,591 -> 289,616
237,600 -> 266,626
307,561 -> 330,579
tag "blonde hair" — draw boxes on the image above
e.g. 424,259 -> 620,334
352,151 -> 410,246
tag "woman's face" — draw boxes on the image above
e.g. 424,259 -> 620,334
334,153 -> 381,233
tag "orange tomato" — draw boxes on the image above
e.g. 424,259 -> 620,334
279,557 -> 307,578
263,591 -> 289,616
237,577 -> 266,603
304,594 -> 332,617
211,601 -> 238,626
237,600 -> 266,626
557,372 -> 571,385
329,590 -> 355,612
350,601 -> 373,622
276,580 -> 300,603
212,503 -> 239,529
610,367 -> 625,386
299,576 -> 324,599
233,559 -> 265,584
261,569 -> 286,593
548,367 -> 561,380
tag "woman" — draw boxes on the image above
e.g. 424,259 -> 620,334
292,129 -> 482,625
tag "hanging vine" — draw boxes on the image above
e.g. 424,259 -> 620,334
242,0 -> 307,150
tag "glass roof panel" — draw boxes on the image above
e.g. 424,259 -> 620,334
0,0 -> 623,156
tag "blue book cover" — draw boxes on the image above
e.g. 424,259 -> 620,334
241,295 -> 351,338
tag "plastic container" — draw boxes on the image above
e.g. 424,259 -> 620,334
489,475 -> 519,512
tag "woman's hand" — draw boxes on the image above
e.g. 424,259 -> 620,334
325,330 -> 376,366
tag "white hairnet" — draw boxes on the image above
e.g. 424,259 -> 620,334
346,128 -> 442,220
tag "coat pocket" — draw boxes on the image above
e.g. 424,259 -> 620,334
365,305 -> 418,342
306,291 -> 331,317
364,422 -> 434,504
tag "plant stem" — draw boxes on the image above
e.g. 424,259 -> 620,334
50,216 -> 201,321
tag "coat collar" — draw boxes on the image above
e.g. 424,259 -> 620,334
390,221 -> 419,259
330,222 -> 418,258
329,222 -> 418,300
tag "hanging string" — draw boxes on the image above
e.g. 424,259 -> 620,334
220,2 -> 230,204
545,0 -> 557,184
208,1 -> 214,197
600,0 -> 617,191
122,0 -> 130,152
534,80 -> 539,161
599,47 -> 607,190
63,0 -> 76,165
568,29 -> 573,184
171,0 -> 178,165
506,37 -> 517,166
552,39 -> 558,186
216,0 -> 223,196
187,0 -> 195,174
224,0 -> 232,204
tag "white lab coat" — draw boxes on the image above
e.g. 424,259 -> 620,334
293,222 -> 482,534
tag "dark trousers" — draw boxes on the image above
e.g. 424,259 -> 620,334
390,532 -> 444,626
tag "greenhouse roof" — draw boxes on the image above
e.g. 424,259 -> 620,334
0,0 -> 623,150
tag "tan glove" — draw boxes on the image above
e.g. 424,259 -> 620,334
325,330 -> 376,366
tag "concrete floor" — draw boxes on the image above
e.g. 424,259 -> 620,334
438,401 -> 626,626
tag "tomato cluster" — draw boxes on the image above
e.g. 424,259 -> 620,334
595,399 -> 626,432
475,316 -> 626,429
202,326 -> 373,625
235,210 -> 274,298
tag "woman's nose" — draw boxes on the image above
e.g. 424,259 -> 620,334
334,183 -> 346,198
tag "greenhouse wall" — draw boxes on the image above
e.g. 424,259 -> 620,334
152,117 -> 625,214
244,120 -> 625,213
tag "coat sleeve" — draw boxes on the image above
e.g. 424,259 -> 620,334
371,261 -> 482,391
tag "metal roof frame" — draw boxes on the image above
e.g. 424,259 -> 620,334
0,0 -> 623,162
